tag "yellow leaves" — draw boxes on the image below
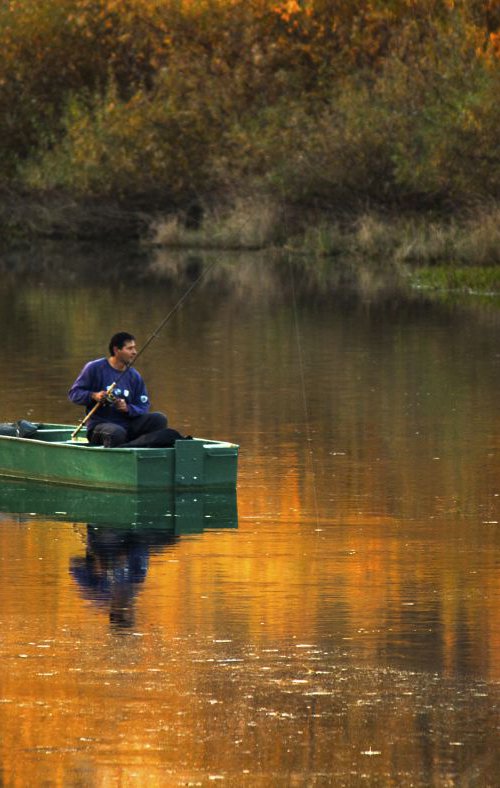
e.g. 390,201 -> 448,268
2,0 -> 500,198
477,24 -> 500,65
273,0 -> 302,19
270,0 -> 312,32
488,30 -> 500,56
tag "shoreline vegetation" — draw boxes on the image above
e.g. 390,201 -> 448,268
1,1 -> 499,287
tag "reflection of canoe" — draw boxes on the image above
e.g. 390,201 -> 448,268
0,423 -> 238,491
0,478 -> 238,533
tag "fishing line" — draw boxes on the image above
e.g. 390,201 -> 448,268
71,259 -> 217,440
288,258 -> 321,529
130,259 -> 217,370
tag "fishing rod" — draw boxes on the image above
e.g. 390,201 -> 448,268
71,261 -> 216,440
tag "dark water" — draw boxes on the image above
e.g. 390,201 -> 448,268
0,243 -> 499,785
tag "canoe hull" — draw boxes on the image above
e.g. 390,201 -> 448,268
0,424 -> 238,491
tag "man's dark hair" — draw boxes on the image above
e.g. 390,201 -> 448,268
109,332 -> 135,356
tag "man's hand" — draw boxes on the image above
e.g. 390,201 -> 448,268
91,390 -> 108,402
114,398 -> 128,413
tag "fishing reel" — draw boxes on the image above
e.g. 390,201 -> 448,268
103,388 -> 118,405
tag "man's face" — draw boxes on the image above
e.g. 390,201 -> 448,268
115,340 -> 137,366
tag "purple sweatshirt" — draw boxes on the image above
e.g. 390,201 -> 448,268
68,358 -> 150,431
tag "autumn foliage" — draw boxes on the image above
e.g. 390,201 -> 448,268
0,0 -> 499,218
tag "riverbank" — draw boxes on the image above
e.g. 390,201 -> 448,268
151,199 -> 500,268
3,189 -> 500,275
152,201 -> 500,297
0,196 -> 500,310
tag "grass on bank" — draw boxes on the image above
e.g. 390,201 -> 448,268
151,201 -> 500,298
287,209 -> 500,268
151,201 -> 500,268
411,266 -> 500,294
151,197 -> 287,250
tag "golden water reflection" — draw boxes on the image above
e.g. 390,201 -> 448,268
0,466 -> 499,784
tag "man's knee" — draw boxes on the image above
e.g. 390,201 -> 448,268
147,412 -> 168,431
105,428 -> 127,447
89,423 -> 127,447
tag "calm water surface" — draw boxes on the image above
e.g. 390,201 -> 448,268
0,245 -> 499,786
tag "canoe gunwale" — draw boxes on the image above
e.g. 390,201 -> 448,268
0,433 -> 237,452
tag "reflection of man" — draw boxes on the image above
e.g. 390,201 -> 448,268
70,525 -> 177,630
68,331 -> 189,448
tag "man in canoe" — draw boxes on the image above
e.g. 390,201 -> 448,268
69,331 -> 189,448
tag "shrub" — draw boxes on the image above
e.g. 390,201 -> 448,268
1,0 -> 499,218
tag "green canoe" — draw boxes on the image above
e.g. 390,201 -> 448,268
0,424 -> 238,491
